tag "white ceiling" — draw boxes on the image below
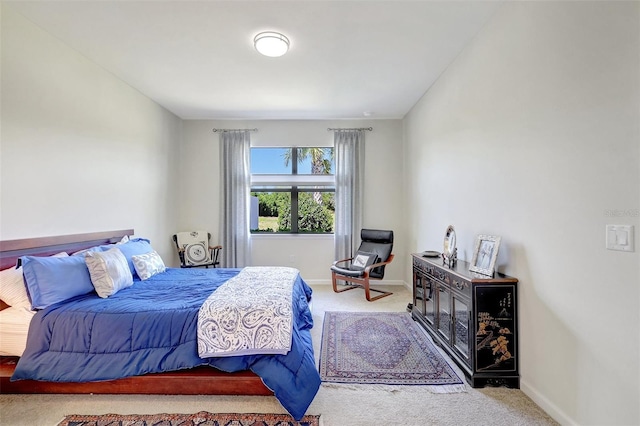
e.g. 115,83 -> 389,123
6,1 -> 502,120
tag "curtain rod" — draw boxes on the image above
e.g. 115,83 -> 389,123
212,128 -> 258,133
327,127 -> 373,131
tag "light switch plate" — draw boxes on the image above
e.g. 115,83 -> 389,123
606,225 -> 634,252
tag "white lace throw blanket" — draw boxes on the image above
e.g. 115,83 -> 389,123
197,266 -> 298,358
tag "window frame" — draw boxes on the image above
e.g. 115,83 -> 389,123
250,147 -> 335,235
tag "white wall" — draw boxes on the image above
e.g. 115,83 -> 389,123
403,2 -> 639,425
179,119 -> 405,283
0,5 -> 181,262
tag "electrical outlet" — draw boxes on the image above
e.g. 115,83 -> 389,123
289,255 -> 296,263
606,225 -> 634,252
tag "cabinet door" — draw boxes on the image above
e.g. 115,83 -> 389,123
423,274 -> 436,328
474,284 -> 518,375
437,283 -> 451,343
413,271 -> 426,317
452,294 -> 470,363
414,272 -> 436,328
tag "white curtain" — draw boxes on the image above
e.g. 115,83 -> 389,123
219,130 -> 252,267
334,130 -> 364,261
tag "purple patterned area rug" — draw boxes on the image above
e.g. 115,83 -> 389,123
319,311 -> 464,388
57,411 -> 321,426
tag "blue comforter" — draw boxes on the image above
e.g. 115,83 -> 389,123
12,267 -> 320,420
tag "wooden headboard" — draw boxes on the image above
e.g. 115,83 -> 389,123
0,229 -> 134,271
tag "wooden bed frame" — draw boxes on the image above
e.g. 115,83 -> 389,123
0,229 -> 270,396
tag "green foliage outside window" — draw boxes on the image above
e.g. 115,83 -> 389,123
252,192 -> 334,233
257,192 -> 290,217
278,194 -> 334,233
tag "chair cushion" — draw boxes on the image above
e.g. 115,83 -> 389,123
358,241 -> 392,279
360,229 -> 394,244
349,251 -> 378,271
183,242 -> 211,266
175,231 -> 212,266
331,265 -> 365,278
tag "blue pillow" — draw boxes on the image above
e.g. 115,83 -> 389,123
21,255 -> 95,310
102,238 -> 153,278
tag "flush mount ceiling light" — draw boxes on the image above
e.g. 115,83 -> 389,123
254,31 -> 290,57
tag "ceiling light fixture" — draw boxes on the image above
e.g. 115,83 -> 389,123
254,31 -> 290,57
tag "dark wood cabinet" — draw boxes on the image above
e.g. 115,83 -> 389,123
411,254 -> 519,388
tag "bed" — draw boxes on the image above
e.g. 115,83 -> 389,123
0,229 -> 321,420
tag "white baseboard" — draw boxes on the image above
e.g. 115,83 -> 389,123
521,378 -> 575,425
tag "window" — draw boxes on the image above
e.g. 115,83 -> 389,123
250,147 -> 335,234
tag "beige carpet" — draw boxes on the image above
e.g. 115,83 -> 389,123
0,284 -> 559,426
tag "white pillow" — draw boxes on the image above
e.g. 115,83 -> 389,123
85,248 -> 133,298
0,266 -> 30,308
0,252 -> 68,308
0,306 -> 36,356
131,251 -> 166,280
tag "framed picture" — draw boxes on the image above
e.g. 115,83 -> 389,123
469,235 -> 501,276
